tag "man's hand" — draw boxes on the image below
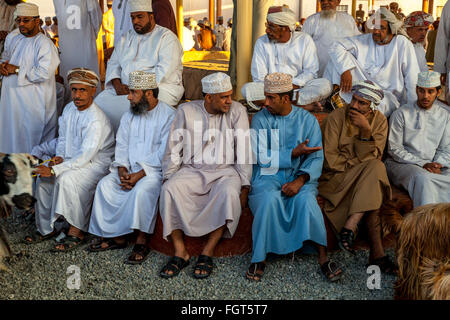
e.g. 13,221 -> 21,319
340,70 -> 352,93
292,139 -> 323,158
1,61 -> 18,76
240,186 -> 250,209
112,78 -> 129,96
55,74 -> 64,84
48,156 -> 64,167
348,109 -> 371,139
301,101 -> 324,113
281,174 -> 309,197
33,165 -> 54,178
104,47 -> 114,60
119,170 -> 145,190
423,162 -> 443,174
0,62 -> 9,76
441,73 -> 447,87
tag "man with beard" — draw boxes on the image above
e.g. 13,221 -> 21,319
385,71 -> 450,207
29,68 -> 115,251
302,0 -> 360,77
53,0 -> 103,103
324,7 -> 420,118
0,0 -> 22,55
95,0 -> 183,132
159,72 -> 252,279
405,12 -> 434,73
251,6 -> 329,109
0,2 -> 60,153
88,71 -> 175,264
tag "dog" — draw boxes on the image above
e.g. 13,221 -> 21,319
0,153 -> 39,272
382,201 -> 450,300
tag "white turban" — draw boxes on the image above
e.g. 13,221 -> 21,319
129,0 -> 153,13
267,6 -> 297,32
351,80 -> 384,111
241,82 -> 265,111
15,3 -> 39,17
201,72 -> 233,94
296,79 -> 333,106
367,7 -> 405,36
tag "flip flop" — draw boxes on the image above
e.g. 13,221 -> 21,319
50,235 -> 85,253
159,256 -> 190,278
87,238 -> 127,252
23,230 -> 58,245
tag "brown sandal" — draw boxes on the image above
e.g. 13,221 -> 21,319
246,262 -> 266,282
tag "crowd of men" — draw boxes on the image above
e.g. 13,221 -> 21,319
0,0 -> 448,283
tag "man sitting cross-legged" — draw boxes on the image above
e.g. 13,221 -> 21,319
88,71 -> 175,264
29,68 -> 115,251
247,72 -> 343,282
385,71 -> 450,207
318,80 -> 396,274
159,72 -> 252,279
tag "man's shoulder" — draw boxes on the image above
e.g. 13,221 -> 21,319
326,106 -> 346,123
255,34 -> 269,45
304,12 -> 320,23
157,100 -> 177,116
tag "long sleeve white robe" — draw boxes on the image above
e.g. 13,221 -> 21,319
53,0 -> 103,102
160,100 -> 252,240
94,24 -> 184,132
324,33 -> 421,117
413,42 -> 428,73
34,102 -> 115,235
112,0 -> 132,48
302,12 -> 360,77
434,0 -> 450,103
89,102 -> 175,238
385,102 -> 450,207
0,29 -> 60,153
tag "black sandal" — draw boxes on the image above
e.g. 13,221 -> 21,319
125,244 -> 151,265
246,262 -> 266,282
193,255 -> 214,279
50,235 -> 84,252
160,256 -> 190,278
320,260 -> 343,282
23,230 -> 58,245
367,256 -> 397,275
338,227 -> 356,254
87,238 -> 127,252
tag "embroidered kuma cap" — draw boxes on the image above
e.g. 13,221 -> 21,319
201,72 -> 233,94
128,71 -> 157,90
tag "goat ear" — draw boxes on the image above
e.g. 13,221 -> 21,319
0,173 -> 9,196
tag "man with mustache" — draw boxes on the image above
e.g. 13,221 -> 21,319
0,2 -> 60,153
95,0 -> 183,133
385,71 -> 450,208
251,6 -> 331,112
324,7 -> 420,118
319,81 -> 396,274
29,68 -> 115,251
302,0 -> 360,77
405,11 -> 434,73
88,71 -> 175,264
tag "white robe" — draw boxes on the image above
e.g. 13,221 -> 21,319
413,42 -> 428,73
214,24 -> 226,49
112,0 -> 132,48
53,0 -> 102,102
434,1 -> 450,103
89,102 -> 175,238
182,26 -> 195,51
324,33 -> 421,118
0,29 -> 60,153
302,12 -> 360,77
34,102 -> 115,235
160,100 -> 252,240
385,102 -> 450,207
94,25 -> 184,132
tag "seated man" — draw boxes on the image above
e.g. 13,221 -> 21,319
95,0 -> 183,132
386,71 -> 450,207
251,6 -> 331,108
318,81 -> 395,274
324,7 -> 420,117
247,73 -> 343,282
159,72 -> 252,279
241,81 -> 265,113
88,71 -> 175,264
404,11 -> 434,73
28,68 -> 115,251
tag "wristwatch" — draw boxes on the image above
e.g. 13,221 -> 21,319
50,168 -> 55,176
14,67 -> 19,75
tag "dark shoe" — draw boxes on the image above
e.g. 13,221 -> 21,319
50,235 -> 85,252
125,244 -> 151,265
159,256 -> 190,278
320,260 -> 343,282
246,262 -> 266,282
338,227 -> 356,254
87,238 -> 127,252
193,255 -> 214,279
23,230 -> 58,245
367,256 -> 398,275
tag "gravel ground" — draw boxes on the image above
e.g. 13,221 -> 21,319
0,212 -> 396,300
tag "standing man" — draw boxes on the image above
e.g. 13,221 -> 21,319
247,73 -> 342,282
159,72 -> 252,279
102,0 -> 115,61
325,7 -> 420,117
302,0 -> 360,77
356,4 -> 365,22
53,0 -> 103,103
50,16 -> 58,38
112,0 -> 132,49
214,16 -> 226,51
30,68 -> 115,251
152,0 -> 178,36
223,18 -> 232,51
42,17 -> 54,38
0,2 -> 60,153
434,0 -> 450,104
386,71 -> 450,208
95,0 -> 184,132
319,81 -> 395,274
182,17 -> 195,51
88,71 -> 175,264
404,11 -> 434,73
0,0 -> 22,55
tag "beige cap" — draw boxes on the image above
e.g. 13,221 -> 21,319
201,72 -> 233,94
129,0 -> 153,13
264,73 -> 293,94
16,3 -> 39,17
